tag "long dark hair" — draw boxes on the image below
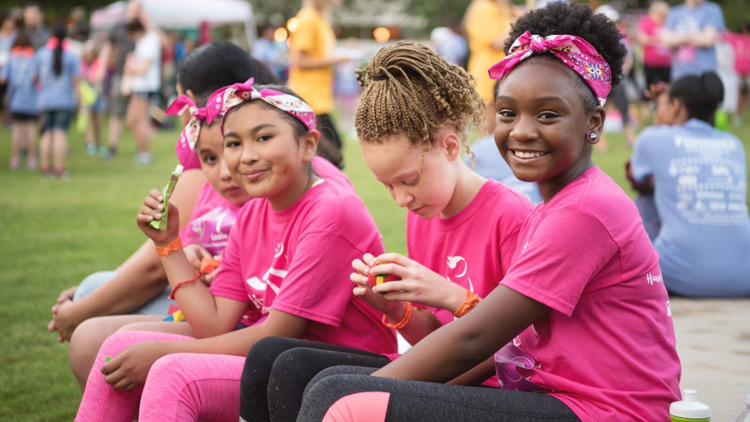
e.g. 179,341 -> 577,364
52,24 -> 67,76
11,29 -> 32,49
669,72 -> 724,126
177,41 -> 279,105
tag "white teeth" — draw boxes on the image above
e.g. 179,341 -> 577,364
513,150 -> 547,159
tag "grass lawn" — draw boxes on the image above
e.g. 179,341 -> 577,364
0,111 -> 748,420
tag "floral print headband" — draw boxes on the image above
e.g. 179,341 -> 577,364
205,78 -> 317,134
164,95 -> 207,170
488,31 -> 612,106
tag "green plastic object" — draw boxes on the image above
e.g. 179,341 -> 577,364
149,165 -> 183,230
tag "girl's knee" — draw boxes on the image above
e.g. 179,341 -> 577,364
322,392 -> 390,422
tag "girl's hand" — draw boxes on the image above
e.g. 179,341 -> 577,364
183,244 -> 211,271
136,189 -> 180,246
368,253 -> 468,313
350,253 -> 397,313
101,342 -> 166,391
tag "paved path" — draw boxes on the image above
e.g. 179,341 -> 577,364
671,297 -> 750,421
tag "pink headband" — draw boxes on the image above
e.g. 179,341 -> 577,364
488,31 -> 612,106
204,78 -> 317,134
165,95 -> 208,169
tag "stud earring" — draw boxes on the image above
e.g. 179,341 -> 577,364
588,132 -> 598,140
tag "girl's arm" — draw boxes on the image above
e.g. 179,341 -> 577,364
102,309 -> 308,390
290,48 -> 348,70
373,284 -> 548,382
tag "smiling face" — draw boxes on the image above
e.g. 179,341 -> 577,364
361,131 -> 460,219
222,101 -> 318,210
494,58 -> 604,201
196,122 -> 252,207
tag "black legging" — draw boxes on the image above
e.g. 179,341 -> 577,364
298,366 -> 581,422
239,337 -> 391,422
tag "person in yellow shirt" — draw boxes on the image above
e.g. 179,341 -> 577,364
465,0 -> 518,130
288,0 -> 349,168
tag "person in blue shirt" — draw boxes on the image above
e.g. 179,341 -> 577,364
661,0 -> 725,80
0,30 -> 38,170
630,72 -> 750,297
33,24 -> 80,179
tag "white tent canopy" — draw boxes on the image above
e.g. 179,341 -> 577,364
91,0 -> 256,45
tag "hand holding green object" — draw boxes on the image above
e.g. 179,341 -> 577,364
149,165 -> 183,230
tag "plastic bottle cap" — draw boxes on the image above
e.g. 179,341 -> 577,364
745,395 -> 750,406
670,390 -> 712,419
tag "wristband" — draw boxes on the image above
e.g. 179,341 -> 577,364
453,290 -> 481,318
168,270 -> 203,300
382,302 -> 412,330
155,237 -> 183,257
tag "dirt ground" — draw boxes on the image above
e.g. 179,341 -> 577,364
671,297 -> 750,421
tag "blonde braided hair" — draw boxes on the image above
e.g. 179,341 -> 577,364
355,41 -> 485,152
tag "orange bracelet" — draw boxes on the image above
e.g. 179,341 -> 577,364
453,291 -> 481,318
155,237 -> 183,257
168,270 -> 202,300
382,302 -> 412,330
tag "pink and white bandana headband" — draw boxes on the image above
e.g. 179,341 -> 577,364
488,31 -> 612,106
204,78 -> 317,134
165,95 -> 208,169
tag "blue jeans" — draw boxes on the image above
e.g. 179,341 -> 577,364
73,271 -> 174,315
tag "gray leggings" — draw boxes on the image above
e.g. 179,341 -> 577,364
298,366 -> 580,422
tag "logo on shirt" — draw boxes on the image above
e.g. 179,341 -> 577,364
446,255 -> 474,292
646,272 -> 663,285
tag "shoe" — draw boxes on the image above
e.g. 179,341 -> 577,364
10,157 -> 19,170
55,168 -> 71,181
27,157 -> 37,170
40,166 -> 53,177
98,145 -> 111,159
85,143 -> 97,156
134,152 -> 154,165
108,146 -> 118,158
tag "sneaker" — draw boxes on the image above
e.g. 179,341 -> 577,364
108,146 -> 118,158
9,157 -> 19,170
27,157 -> 37,171
40,166 -> 53,177
98,145 -> 111,159
55,168 -> 71,181
134,152 -> 154,165
85,143 -> 97,156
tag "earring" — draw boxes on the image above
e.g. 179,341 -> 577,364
588,132 -> 598,140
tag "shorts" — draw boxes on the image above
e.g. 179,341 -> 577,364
10,112 -> 38,122
131,90 -> 157,100
89,96 -> 106,113
40,109 -> 74,133
643,65 -> 671,98
110,74 -> 130,118
74,270 -> 175,315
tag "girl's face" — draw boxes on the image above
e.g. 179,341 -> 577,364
654,92 -> 687,126
361,131 -> 460,219
222,102 -> 317,210
494,59 -> 603,200
196,123 -> 252,207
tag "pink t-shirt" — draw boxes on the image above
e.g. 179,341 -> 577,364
726,32 -> 750,75
638,15 -> 671,67
407,180 -> 532,326
500,167 -> 681,422
210,179 -> 397,355
179,182 -> 240,257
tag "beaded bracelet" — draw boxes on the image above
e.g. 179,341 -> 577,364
155,237 -> 183,257
168,270 -> 203,300
382,302 -> 412,330
453,291 -> 481,318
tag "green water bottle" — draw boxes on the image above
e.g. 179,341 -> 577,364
670,390 -> 711,422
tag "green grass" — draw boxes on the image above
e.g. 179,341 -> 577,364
0,111 -> 749,420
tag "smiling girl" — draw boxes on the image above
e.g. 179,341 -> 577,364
295,3 -> 681,422
237,41 -> 533,422
73,81 -> 395,422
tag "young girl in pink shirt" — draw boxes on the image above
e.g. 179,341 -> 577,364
296,3 -> 681,422
238,41 -> 533,422
73,81 -> 395,422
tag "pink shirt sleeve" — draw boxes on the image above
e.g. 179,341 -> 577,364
272,230 -> 368,327
501,206 -> 619,316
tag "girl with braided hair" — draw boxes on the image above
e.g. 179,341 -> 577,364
296,3 -> 681,422
237,40 -> 533,422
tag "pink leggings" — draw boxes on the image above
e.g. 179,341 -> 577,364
75,331 -> 245,422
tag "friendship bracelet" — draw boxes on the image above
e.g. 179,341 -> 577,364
155,237 -> 183,257
453,291 -> 481,318
382,302 -> 412,330
168,270 -> 203,300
